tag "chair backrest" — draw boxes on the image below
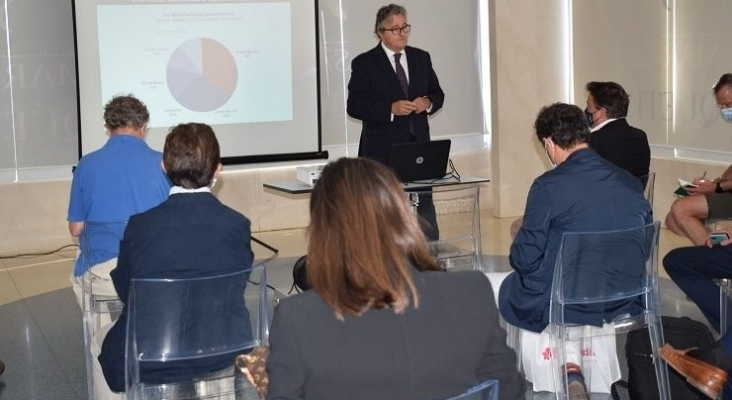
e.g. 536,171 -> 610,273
250,236 -> 279,341
79,221 -> 127,276
440,379 -> 498,400
642,172 -> 655,208
549,221 -> 660,326
80,221 -> 127,400
125,266 -> 268,397
421,185 -> 482,271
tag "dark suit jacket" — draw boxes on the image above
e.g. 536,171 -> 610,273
98,192 -> 254,392
347,43 -> 445,165
499,148 -> 652,333
266,269 -> 525,400
590,118 -> 650,178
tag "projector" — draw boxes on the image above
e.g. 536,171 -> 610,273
296,165 -> 324,186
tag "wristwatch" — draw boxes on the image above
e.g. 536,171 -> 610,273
716,179 -> 727,194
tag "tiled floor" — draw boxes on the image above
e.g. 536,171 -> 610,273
0,213 -> 704,399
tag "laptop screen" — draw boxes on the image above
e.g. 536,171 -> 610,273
388,139 -> 451,182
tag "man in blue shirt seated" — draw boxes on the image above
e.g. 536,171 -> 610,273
67,95 -> 170,307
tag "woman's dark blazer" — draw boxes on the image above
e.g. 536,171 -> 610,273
266,269 -> 525,400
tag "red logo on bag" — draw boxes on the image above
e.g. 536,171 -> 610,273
542,347 -> 552,360
581,347 -> 595,357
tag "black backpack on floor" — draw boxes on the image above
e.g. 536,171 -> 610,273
624,316 -> 715,400
292,255 -> 310,291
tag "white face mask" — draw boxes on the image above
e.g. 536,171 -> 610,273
721,107 -> 732,123
544,139 -> 556,169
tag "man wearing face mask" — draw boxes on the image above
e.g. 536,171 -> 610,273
666,73 -> 732,246
660,74 -> 732,400
585,81 -> 651,187
495,103 -> 651,399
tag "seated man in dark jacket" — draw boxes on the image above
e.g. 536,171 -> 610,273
497,103 -> 652,398
584,81 -> 651,187
90,123 -> 254,399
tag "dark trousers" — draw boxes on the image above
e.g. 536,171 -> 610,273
409,191 -> 438,241
664,245 -> 732,333
664,245 -> 732,398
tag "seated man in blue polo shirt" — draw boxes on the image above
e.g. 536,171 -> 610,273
67,94 -> 170,307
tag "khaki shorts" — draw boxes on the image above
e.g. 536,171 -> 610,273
705,192 -> 732,219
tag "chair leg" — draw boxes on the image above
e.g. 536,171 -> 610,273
648,317 -> 672,400
505,324 -> 522,371
83,313 -> 95,400
720,279 -> 729,337
549,327 -> 571,400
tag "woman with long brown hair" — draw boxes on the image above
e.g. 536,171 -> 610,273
266,157 -> 524,400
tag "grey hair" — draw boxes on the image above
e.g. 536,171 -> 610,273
374,4 -> 407,35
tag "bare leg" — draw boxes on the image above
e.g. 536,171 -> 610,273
664,211 -> 685,237
666,195 -> 710,246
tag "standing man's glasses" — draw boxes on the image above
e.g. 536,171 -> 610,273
380,24 -> 411,35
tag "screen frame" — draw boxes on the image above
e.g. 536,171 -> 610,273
71,0 -> 326,166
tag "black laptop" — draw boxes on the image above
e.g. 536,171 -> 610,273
388,139 -> 451,182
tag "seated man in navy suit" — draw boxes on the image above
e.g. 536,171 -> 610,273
90,123 -> 254,400
490,103 -> 651,399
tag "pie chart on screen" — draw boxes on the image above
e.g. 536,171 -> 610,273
166,38 -> 238,112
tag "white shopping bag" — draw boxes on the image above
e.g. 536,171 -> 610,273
519,326 -> 621,393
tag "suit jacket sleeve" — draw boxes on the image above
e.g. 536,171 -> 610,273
266,300 -> 306,400
422,51 -> 444,115
509,179 -> 551,278
346,53 -> 394,123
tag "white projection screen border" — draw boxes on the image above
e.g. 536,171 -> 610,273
72,0 -> 326,165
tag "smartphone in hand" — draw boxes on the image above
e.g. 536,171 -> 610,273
709,232 -> 730,245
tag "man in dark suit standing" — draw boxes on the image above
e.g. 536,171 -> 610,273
584,81 -> 651,186
347,3 -> 445,165
347,4 -> 445,240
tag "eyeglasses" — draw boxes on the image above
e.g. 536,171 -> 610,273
380,24 -> 411,35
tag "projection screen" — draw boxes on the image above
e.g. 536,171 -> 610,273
73,0 -> 324,164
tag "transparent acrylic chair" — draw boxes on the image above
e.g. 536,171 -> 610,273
439,379 -> 498,400
705,217 -> 732,337
410,185 -> 482,272
547,221 -> 670,400
641,171 -> 655,208
81,221 -> 126,400
124,266 -> 269,400
250,236 -> 280,342
719,279 -> 731,337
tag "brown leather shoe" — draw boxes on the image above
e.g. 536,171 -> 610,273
659,344 -> 728,399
